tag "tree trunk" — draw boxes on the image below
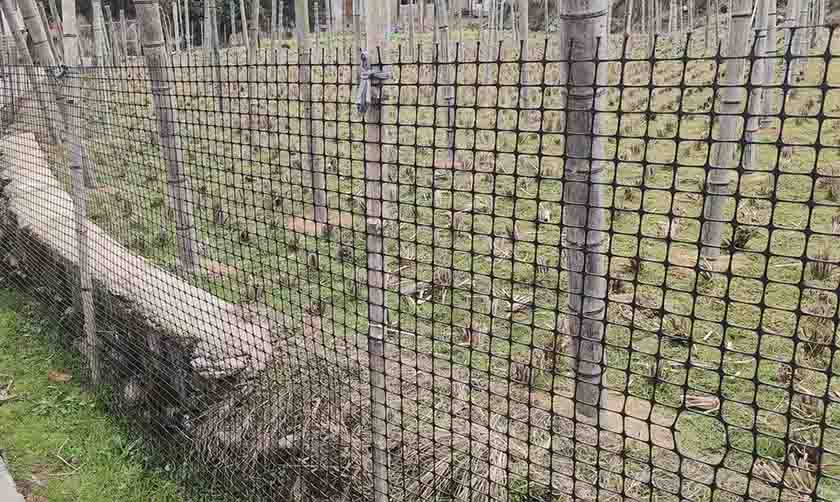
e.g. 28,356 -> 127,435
0,0 -> 60,144
134,0 -> 201,273
700,0 -> 751,259
557,0 -> 610,422
363,1 -> 390,500
210,0 -> 223,109
62,0 -> 100,384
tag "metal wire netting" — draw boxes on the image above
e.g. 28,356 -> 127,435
1,24 -> 840,502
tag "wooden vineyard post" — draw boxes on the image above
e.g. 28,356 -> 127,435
361,0 -> 391,500
0,0 -> 60,143
62,0 -> 100,384
700,0 -> 751,259
134,0 -> 201,273
556,0 -> 611,421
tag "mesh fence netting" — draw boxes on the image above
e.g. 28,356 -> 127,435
0,18 -> 839,502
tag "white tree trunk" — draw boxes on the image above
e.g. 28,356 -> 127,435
92,0 -> 105,66
700,0 -> 751,258
239,0 -> 250,48
557,0 -> 610,422
135,0 -> 201,272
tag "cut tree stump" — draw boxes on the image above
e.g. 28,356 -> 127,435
0,133 -> 274,378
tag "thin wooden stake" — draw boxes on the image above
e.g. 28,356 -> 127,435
61,0 -> 99,384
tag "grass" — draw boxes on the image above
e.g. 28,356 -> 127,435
6,23 -> 840,501
0,288 -> 182,502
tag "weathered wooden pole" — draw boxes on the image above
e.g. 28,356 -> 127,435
625,0 -> 634,35
120,8 -> 127,59
62,0 -> 100,384
134,0 -> 201,272
701,0 -> 751,258
0,0 -> 60,143
361,0 -> 391,499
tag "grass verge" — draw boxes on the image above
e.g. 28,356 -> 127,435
0,287 -> 182,502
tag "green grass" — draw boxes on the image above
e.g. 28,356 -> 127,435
0,289 -> 182,502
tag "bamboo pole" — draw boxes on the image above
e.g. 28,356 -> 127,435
60,0 -> 99,384
103,3 -> 117,63
0,0 -> 60,143
35,1 -> 60,64
700,0 -> 751,259
134,0 -> 201,273
239,0 -> 249,48
625,0 -> 634,36
120,8 -> 127,59
362,0 -> 390,497
744,0 -> 769,171
271,0 -> 277,46
47,0 -> 63,55
210,0 -> 223,108
173,1 -> 180,51
295,0 -> 327,228
762,0 -> 777,126
184,0 -> 191,50
556,0 -> 610,423
92,0 -> 105,66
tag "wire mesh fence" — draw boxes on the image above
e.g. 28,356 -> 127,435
1,21 -> 840,502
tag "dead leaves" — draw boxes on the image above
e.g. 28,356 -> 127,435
47,371 -> 72,384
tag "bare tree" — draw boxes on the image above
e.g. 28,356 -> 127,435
134,0 -> 201,272
556,0 -> 610,421
700,0 -> 751,259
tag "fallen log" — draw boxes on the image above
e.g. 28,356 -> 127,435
0,133 -> 274,378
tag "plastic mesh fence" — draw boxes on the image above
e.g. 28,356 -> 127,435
0,22 -> 839,502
